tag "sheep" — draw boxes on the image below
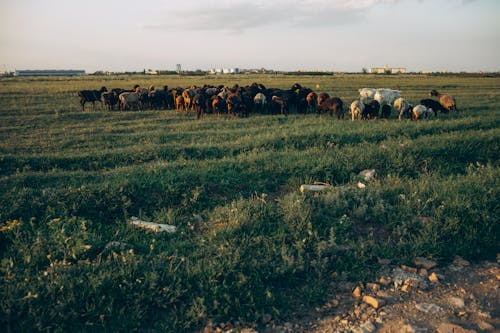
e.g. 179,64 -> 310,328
374,88 -> 401,106
393,97 -> 412,120
119,92 -> 141,111
359,88 -> 376,103
253,92 -> 267,113
430,90 -> 458,112
350,100 -> 364,120
412,105 -> 434,120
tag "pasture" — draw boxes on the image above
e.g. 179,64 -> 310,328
0,73 -> 499,332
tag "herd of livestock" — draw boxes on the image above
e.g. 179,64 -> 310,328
77,82 -> 458,120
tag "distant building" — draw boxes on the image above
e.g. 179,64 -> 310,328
145,69 -> 158,75
369,65 -> 406,74
176,64 -> 182,72
14,69 -> 85,76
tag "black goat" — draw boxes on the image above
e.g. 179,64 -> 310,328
78,86 -> 107,111
420,98 -> 448,116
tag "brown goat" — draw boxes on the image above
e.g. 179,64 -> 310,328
430,89 -> 458,112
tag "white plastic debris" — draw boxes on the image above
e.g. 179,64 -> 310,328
358,169 -> 376,181
300,184 -> 332,193
130,216 -> 177,233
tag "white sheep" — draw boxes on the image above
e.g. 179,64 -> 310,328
358,88 -> 376,104
412,105 -> 434,120
350,100 -> 364,120
393,97 -> 412,120
374,88 -> 401,106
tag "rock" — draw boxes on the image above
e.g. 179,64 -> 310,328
353,321 -> 377,333
393,268 -> 424,289
366,283 -> 380,292
379,277 -> 392,286
363,296 -> 385,309
400,324 -> 429,332
401,265 -> 418,273
356,182 -> 367,189
448,297 -> 465,308
419,268 -> 429,277
414,257 -> 438,270
429,272 -> 440,284
416,303 -> 441,314
476,320 -> 494,331
436,323 -> 476,333
453,256 -> 470,267
477,311 -> 491,319
353,286 -> 363,298
359,169 -> 376,181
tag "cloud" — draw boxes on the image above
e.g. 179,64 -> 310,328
140,0 -> 402,33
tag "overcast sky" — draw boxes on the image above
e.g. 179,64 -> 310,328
1,0 -> 499,72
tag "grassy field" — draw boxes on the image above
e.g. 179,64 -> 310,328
0,74 -> 499,332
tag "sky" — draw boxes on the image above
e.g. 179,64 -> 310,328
0,0 -> 499,73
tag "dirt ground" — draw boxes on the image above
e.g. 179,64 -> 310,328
205,256 -> 499,333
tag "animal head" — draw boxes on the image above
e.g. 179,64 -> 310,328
429,89 -> 439,97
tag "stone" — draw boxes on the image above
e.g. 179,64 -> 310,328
366,283 -> 380,292
401,265 -> 418,273
419,268 -> 429,277
353,321 -> 377,333
414,257 -> 438,270
436,323 -> 476,333
379,277 -> 392,286
359,169 -> 376,181
353,286 -> 363,298
363,295 -> 385,309
400,324 -> 429,332
416,303 -> 441,314
448,297 -> 465,308
452,256 -> 470,267
476,320 -> 494,331
429,272 -> 440,284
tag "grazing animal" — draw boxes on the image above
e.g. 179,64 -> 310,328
306,92 -> 318,113
359,88 -> 376,103
192,92 -> 207,119
78,86 -> 107,111
374,88 -> 401,106
211,95 -> 226,115
381,104 -> 392,119
317,92 -> 330,108
420,98 -> 448,116
429,90 -> 458,112
271,96 -> 288,115
253,92 -> 267,113
102,89 -> 122,111
362,100 -> 380,119
175,95 -> 185,111
318,97 -> 344,119
350,100 -> 364,120
412,105 -> 433,120
119,92 -> 141,111
226,93 -> 242,116
393,97 -> 412,120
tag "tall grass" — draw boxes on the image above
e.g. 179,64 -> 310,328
0,74 -> 499,331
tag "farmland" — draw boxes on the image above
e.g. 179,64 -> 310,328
0,74 -> 499,332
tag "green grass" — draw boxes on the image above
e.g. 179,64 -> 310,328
0,74 -> 499,332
